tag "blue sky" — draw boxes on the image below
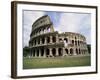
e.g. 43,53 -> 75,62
23,10 -> 91,47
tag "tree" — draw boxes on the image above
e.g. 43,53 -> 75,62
87,44 -> 91,54
23,46 -> 30,57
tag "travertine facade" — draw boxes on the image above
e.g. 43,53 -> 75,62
29,15 -> 88,57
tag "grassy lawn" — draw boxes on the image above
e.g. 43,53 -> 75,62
23,55 -> 91,69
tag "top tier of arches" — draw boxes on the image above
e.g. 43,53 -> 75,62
32,15 -> 52,31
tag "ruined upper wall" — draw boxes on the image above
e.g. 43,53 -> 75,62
32,15 -> 52,31
58,32 -> 86,42
30,15 -> 54,37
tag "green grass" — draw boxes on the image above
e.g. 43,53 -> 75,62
23,55 -> 91,69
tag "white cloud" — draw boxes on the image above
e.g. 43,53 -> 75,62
54,13 -> 91,44
23,11 -> 91,47
23,11 -> 45,47
55,13 -> 89,32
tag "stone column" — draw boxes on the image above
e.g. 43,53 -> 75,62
63,48 -> 65,56
40,38 -> 42,44
49,48 -> 52,57
39,49 -> 41,57
73,49 -> 76,55
35,49 -> 37,57
68,49 -> 70,55
36,39 -> 38,45
56,35 -> 59,43
50,36 -> 52,43
41,29 -> 44,34
45,37 -> 47,45
44,49 -> 46,57
56,48 -> 59,56
74,40 -> 75,46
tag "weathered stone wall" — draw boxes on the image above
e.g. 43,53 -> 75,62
29,15 -> 89,58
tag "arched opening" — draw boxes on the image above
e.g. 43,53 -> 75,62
35,40 -> 36,45
79,49 -> 81,54
59,38 -> 62,42
64,38 -> 68,43
36,31 -> 38,35
75,41 -> 77,46
47,37 -> 50,43
75,36 -> 77,39
72,40 -> 74,45
42,37 -> 45,44
52,36 -> 56,43
37,49 -> 39,57
38,38 -> 40,44
65,48 -> 68,54
38,29 -> 41,34
30,50 -> 33,56
78,40 -> 80,46
33,50 -> 35,57
58,48 -> 63,56
76,48 -> 78,54
52,48 -> 56,56
41,49 -> 44,56
70,48 -> 73,55
46,48 -> 49,57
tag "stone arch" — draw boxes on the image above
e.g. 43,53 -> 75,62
76,48 -> 78,54
70,48 -> 73,55
38,38 -> 40,44
35,40 -> 36,45
46,48 -> 49,57
75,40 -> 77,46
65,48 -> 68,54
33,50 -> 35,57
52,36 -> 56,43
52,48 -> 56,56
79,48 -> 81,54
72,40 -> 74,45
42,37 -> 45,44
41,49 -> 44,56
59,38 -> 62,42
64,38 -> 68,43
37,49 -> 39,57
58,48 -> 63,56
47,37 -> 50,43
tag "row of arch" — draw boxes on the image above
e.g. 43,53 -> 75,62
30,35 -> 57,46
32,16 -> 49,30
59,38 -> 86,46
30,48 -> 63,57
30,36 -> 86,47
31,26 -> 51,37
30,48 -> 88,57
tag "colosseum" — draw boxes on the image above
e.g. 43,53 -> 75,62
29,15 -> 89,57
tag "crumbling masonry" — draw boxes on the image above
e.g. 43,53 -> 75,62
29,15 -> 88,57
